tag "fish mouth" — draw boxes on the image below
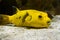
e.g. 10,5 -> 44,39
47,22 -> 51,25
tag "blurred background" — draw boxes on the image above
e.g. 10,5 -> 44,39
0,0 -> 60,15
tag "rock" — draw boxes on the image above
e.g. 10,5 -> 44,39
0,26 -> 60,40
49,15 -> 60,29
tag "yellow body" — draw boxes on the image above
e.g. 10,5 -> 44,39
8,8 -> 51,28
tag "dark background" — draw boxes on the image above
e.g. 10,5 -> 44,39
0,0 -> 60,15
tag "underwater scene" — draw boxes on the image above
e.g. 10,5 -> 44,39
0,0 -> 60,40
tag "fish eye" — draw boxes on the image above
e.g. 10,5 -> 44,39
38,15 -> 42,18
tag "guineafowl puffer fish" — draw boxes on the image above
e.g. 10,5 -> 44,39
0,8 -> 51,28
8,8 -> 51,28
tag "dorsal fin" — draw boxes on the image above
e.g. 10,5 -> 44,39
16,7 -> 20,12
12,6 -> 20,12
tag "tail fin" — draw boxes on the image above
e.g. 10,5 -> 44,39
0,14 -> 10,25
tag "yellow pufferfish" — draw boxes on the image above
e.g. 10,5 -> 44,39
0,8 -> 51,28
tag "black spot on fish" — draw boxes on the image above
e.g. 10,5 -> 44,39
38,15 -> 42,18
16,18 -> 18,19
22,12 -> 29,22
19,16 -> 21,19
16,16 -> 21,19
